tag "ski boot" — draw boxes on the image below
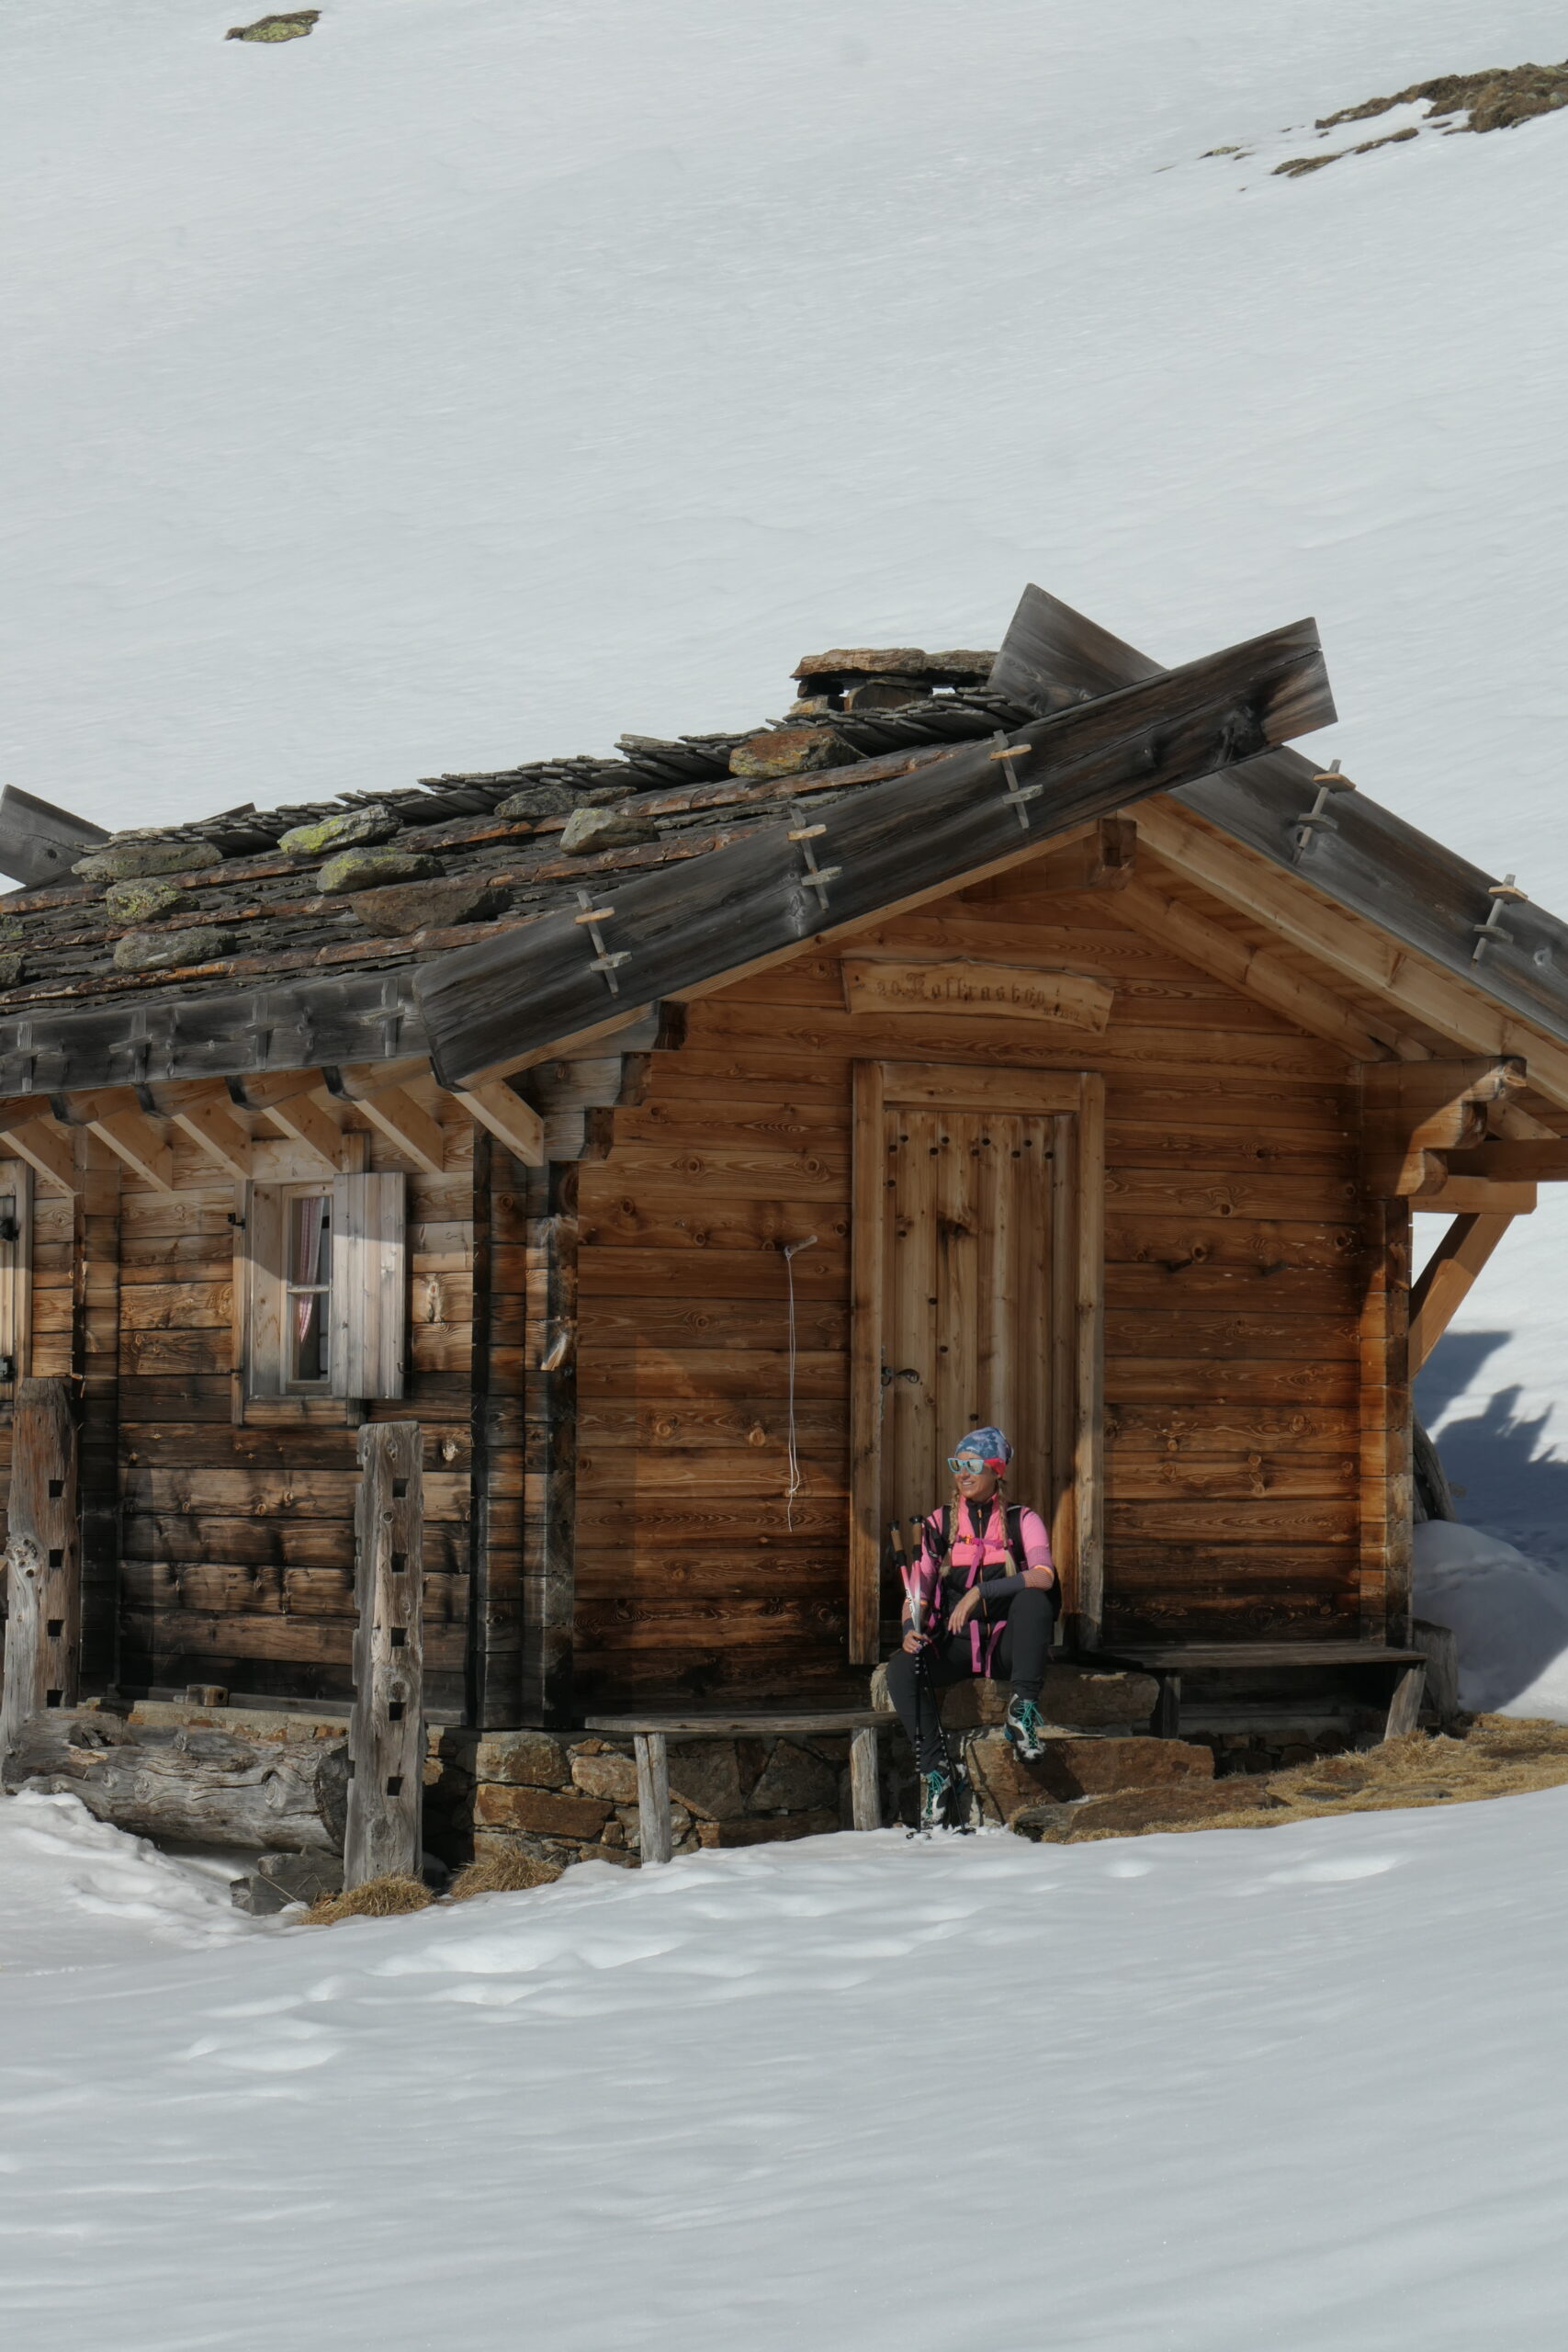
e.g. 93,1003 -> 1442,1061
918,1763 -> 956,1834
1004,1695 -> 1047,1763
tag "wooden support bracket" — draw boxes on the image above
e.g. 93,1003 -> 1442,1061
1409,1212 -> 1517,1375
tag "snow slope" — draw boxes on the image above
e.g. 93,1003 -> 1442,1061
5,1804 -> 1568,2351
7,3 -> 1568,1583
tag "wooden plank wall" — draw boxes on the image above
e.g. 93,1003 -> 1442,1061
7,1116 -> 487,1713
575,873 -> 1370,1704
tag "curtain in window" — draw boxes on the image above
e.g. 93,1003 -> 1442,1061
292,1193 -> 327,1347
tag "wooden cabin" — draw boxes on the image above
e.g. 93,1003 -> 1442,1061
0,585 -> 1562,1840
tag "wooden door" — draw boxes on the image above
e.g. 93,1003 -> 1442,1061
850,1062 -> 1103,1660
880,1107 -> 1057,1550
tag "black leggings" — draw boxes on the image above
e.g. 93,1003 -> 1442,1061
883,1587 -> 1055,1770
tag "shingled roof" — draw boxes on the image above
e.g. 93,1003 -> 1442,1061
2,587 -> 1565,1105
0,662 -> 1026,1027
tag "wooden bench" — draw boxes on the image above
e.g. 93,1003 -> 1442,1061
1081,1644 -> 1428,1744
582,1712 -> 893,1865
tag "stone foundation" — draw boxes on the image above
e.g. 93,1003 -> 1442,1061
68,1670 -> 1310,1869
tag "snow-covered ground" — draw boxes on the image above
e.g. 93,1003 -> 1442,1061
5,1794 -> 1568,2350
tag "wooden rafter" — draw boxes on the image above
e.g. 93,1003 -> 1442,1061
1113,871 -> 1396,1060
1134,800 -> 1568,1110
453,1080 -> 545,1168
0,1114 -> 78,1195
1444,1140 -> 1568,1182
169,1092 -> 253,1180
1410,1213 -> 1517,1374
355,1083 -> 446,1176
264,1087 -> 344,1172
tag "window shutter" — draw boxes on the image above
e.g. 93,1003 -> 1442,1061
0,1159 -> 32,1393
244,1180 -> 288,1399
331,1170 -> 407,1400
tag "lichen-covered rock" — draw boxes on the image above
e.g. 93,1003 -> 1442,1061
0,952 -> 24,989
747,1739 -> 840,1815
667,1742 -> 746,1821
474,1784 -> 613,1838
496,782 -> 581,820
279,805 -> 400,858
558,804 -> 658,856
225,9 -> 320,40
728,726 -> 852,779
571,1751 -> 639,1804
471,1731 -> 569,1788
113,926 -> 234,972
964,1732 -> 1213,1826
73,838 -> 221,884
105,878 -> 189,926
316,846 -> 439,896
1010,1780 -> 1283,1844
349,879 -> 498,934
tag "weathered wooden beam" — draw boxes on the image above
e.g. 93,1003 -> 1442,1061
1115,871 -> 1393,1059
0,1379 -> 81,1768
455,1080 -> 545,1168
1443,1140 -> 1568,1181
414,618 -> 1337,1086
264,1086 -> 344,1172
3,1710 -> 348,1848
0,783 -> 107,891
1137,797 -> 1568,1109
344,1419 -> 424,1888
169,1093 -> 253,1179
355,1083 -> 446,1176
1360,1057 -> 1527,1107
85,1106 -> 175,1193
0,1115 -> 80,1195
849,1724 -> 882,1830
634,1732 -> 673,1866
523,1170 -> 577,1725
1409,1212 -> 1516,1374
227,1068 -> 329,1112
1413,1177 -> 1536,1216
965,816 -> 1136,900
990,584 -> 1568,1080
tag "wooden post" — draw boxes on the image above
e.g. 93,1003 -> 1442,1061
848,1061 -> 886,1666
1072,1073 -> 1106,1649
849,1725 -> 881,1829
1383,1661 -> 1426,1741
1359,1200 -> 1412,1642
0,1378 -> 81,1768
634,1731 -> 672,1865
72,1132 -> 119,1689
344,1419 -> 424,1887
523,1164 -> 577,1726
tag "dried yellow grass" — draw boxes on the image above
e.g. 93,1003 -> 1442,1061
448,1853 -> 562,1900
305,1873 -> 434,1924
1078,1716 -> 1568,1842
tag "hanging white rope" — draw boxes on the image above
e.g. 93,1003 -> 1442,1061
782,1234 -> 818,1532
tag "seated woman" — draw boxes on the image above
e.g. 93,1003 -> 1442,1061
883,1427 -> 1057,1830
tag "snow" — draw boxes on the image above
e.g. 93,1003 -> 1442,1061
6,1801 -> 1568,2347
6,6 -> 1568,2329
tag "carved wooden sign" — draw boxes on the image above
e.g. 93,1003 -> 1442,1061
840,956 -> 1114,1031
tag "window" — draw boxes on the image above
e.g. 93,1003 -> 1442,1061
242,1170 -> 405,1408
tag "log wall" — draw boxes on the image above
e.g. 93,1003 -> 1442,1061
574,871 -> 1374,1704
2,1111 -> 526,1717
